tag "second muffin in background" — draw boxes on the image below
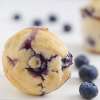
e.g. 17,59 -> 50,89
81,0 -> 100,53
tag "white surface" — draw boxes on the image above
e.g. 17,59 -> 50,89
0,0 -> 88,75
0,0 -> 100,100
0,76 -> 99,100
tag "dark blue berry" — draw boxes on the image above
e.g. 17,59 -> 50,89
13,14 -> 21,21
62,52 -> 73,70
87,37 -> 95,46
79,65 -> 98,81
48,15 -> 57,22
63,24 -> 72,32
75,55 -> 89,68
79,81 -> 98,99
32,19 -> 42,26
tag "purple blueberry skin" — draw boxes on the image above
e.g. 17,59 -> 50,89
26,54 -> 48,76
79,65 -> 98,81
20,32 -> 37,50
26,51 -> 73,77
32,19 -> 42,26
62,52 -> 73,70
13,13 -> 21,21
63,24 -> 72,32
26,53 -> 57,76
75,55 -> 89,68
79,81 -> 98,99
21,39 -> 32,50
20,31 -> 73,77
48,14 -> 57,22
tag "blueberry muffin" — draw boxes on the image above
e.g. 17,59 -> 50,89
81,0 -> 100,53
2,27 -> 73,96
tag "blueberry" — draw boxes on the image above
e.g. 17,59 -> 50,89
79,81 -> 98,99
87,37 -> 95,46
75,55 -> 89,68
79,65 -> 98,81
62,52 -> 73,70
32,19 -> 42,26
81,8 -> 94,18
13,14 -> 21,21
63,24 -> 72,32
48,14 -> 57,22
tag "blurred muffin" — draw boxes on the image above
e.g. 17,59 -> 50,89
81,0 -> 100,53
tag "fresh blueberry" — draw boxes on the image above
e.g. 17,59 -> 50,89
32,19 -> 42,26
13,14 -> 21,21
48,14 -> 57,22
79,81 -> 98,99
75,55 -> 89,68
79,65 -> 98,81
63,24 -> 72,32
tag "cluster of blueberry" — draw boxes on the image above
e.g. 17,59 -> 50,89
74,55 -> 98,99
12,13 -> 72,33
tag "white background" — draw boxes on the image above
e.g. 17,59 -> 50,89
0,0 -> 88,74
0,0 -> 100,100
